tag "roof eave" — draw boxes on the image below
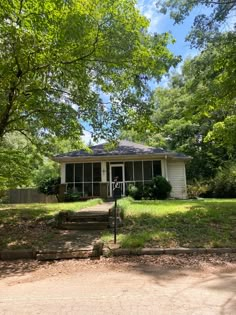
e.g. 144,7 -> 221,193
52,153 -> 192,163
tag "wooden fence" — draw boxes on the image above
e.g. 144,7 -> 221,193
7,188 -> 57,204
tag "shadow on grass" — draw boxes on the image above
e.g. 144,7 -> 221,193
0,207 -> 54,223
112,201 -> 236,248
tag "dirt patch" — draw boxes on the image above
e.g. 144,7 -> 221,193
1,253 -> 236,285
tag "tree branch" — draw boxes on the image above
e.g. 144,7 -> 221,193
61,25 -> 100,65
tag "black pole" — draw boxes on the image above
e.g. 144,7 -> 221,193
114,198 -> 117,244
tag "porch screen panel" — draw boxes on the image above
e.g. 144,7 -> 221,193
66,164 -> 74,182
84,163 -> 92,182
75,164 -> 83,182
134,161 -> 142,180
106,162 -> 110,182
143,161 -> 152,180
93,183 -> 100,196
125,162 -> 133,181
93,163 -> 101,182
84,183 -> 92,196
153,160 -> 162,176
75,183 -> 83,194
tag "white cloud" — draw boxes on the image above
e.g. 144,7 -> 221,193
81,130 -> 92,145
137,0 -> 165,33
81,129 -> 106,146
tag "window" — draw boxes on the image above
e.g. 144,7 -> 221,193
153,160 -> 162,176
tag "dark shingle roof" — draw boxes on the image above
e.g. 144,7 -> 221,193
54,140 -> 191,160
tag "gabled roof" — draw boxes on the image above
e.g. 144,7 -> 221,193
53,140 -> 191,162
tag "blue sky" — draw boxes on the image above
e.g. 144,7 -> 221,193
137,0 -> 204,59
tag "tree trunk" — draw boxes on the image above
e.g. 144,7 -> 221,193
0,88 -> 15,139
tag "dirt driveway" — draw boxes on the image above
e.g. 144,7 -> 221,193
0,255 -> 236,315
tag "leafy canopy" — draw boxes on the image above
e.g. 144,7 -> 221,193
123,31 -> 235,180
0,0 -> 178,143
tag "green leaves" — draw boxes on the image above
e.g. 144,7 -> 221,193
0,0 -> 177,142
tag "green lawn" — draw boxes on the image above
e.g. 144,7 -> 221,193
102,197 -> 236,249
0,199 -> 103,250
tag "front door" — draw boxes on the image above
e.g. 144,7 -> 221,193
110,164 -> 125,197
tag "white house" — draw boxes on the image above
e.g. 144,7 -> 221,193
53,140 -> 191,199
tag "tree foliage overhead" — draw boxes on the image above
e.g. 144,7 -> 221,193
0,0 -> 178,143
123,31 -> 235,179
156,0 -> 236,47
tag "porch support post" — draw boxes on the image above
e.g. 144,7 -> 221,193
61,163 -> 65,184
101,161 -> 107,183
161,158 -> 168,180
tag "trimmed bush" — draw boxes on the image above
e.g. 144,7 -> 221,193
151,176 -> 172,199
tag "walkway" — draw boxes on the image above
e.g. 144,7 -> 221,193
38,201 -> 114,256
79,201 -> 113,213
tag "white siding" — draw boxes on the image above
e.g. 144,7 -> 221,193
167,162 -> 187,199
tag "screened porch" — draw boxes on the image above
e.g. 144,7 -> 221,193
64,160 -> 162,198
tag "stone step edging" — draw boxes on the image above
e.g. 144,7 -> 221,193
103,247 -> 236,257
1,246 -> 236,261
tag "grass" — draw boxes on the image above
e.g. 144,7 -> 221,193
102,197 -> 236,249
0,198 -> 103,250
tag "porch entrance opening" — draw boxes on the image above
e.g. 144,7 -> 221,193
109,164 -> 125,197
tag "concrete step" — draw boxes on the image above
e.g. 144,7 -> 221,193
60,222 -> 109,230
67,213 -> 109,222
36,241 -> 104,260
37,248 -> 94,260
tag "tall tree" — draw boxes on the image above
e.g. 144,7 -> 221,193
151,32 -> 235,178
156,0 -> 236,47
0,0 -> 178,143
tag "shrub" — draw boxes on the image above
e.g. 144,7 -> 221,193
38,176 -> 60,200
213,163 -> 236,198
127,176 -> 172,200
64,191 -> 81,202
187,179 -> 211,199
151,176 -> 172,199
142,183 -> 153,199
127,184 -> 143,200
